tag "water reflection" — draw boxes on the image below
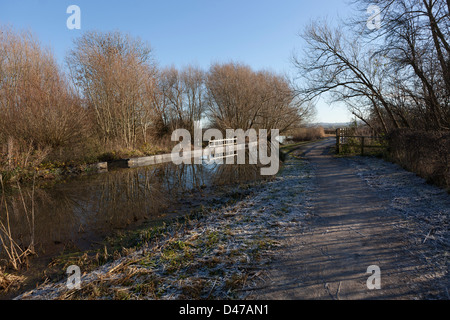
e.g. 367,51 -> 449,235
212,164 -> 264,185
0,162 -> 266,265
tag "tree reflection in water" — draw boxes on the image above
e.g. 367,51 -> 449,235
0,160 -> 268,267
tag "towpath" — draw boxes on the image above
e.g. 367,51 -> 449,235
250,138 -> 449,299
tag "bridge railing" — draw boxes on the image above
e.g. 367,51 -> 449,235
208,138 -> 239,162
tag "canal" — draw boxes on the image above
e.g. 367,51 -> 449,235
0,161 -> 266,298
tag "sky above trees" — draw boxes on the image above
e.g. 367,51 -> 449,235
0,0 -> 355,123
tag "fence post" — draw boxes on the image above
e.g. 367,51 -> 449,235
336,128 -> 340,154
361,136 -> 365,156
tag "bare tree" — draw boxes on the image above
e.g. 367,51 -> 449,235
67,31 -> 157,148
206,62 -> 259,131
152,65 -> 206,139
293,21 -> 403,133
181,65 -> 206,134
352,0 -> 450,130
0,26 -> 88,153
295,0 -> 450,132
205,62 -> 308,134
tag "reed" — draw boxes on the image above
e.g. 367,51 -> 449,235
0,175 -> 36,270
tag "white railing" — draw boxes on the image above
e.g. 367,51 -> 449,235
208,138 -> 238,162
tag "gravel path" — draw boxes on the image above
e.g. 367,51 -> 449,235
249,138 -> 449,300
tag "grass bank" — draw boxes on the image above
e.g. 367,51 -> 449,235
13,154 -> 315,300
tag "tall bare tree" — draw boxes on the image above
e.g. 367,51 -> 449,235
293,21 -> 402,133
0,26 -> 87,151
205,62 -> 308,134
352,0 -> 450,130
67,31 -> 157,148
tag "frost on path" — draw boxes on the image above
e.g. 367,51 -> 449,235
345,156 -> 449,292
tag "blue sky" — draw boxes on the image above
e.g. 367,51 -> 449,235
0,0 -> 356,123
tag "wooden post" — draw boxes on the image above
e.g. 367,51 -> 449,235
361,136 -> 365,156
7,136 -> 13,169
336,129 -> 340,154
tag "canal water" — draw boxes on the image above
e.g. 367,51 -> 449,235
0,161 -> 265,297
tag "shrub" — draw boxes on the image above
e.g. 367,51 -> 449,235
387,129 -> 450,188
291,127 -> 325,142
0,27 -> 89,168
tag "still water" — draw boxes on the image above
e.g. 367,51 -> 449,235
0,162 -> 264,267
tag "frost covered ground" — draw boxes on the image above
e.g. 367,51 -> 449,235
15,156 -> 315,300
14,150 -> 449,300
343,156 -> 449,296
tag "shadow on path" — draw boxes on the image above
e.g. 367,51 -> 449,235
250,138 -> 446,300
